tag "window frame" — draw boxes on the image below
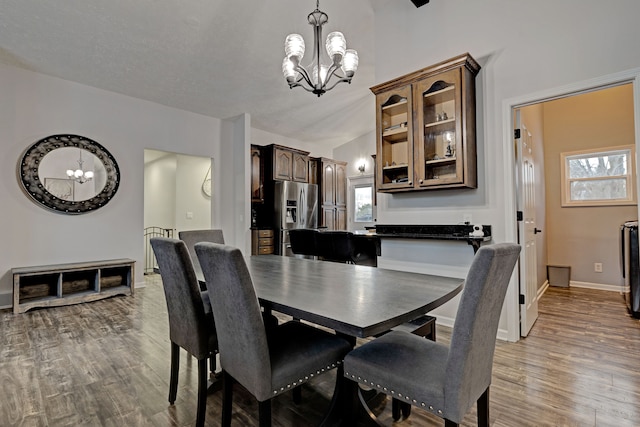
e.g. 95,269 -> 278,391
353,183 -> 374,223
560,144 -> 637,207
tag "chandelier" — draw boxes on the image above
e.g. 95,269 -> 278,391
66,149 -> 94,184
282,0 -> 359,97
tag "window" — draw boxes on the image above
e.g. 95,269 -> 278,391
354,185 -> 373,222
561,145 -> 636,207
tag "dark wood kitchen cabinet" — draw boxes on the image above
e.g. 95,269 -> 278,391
264,144 -> 310,183
311,157 -> 347,230
371,53 -> 480,192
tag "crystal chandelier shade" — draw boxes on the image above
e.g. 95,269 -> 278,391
282,0 -> 358,96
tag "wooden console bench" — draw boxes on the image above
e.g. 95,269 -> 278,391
12,259 -> 135,314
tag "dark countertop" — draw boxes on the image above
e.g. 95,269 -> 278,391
370,224 -> 492,254
373,224 -> 491,240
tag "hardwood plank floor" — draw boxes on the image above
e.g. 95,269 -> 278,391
1,278 -> 639,426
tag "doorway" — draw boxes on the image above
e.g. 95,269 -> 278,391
143,149 -> 213,273
347,174 -> 376,232
503,70 -> 640,341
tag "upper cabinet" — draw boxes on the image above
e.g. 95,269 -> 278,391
263,144 -> 310,183
371,53 -> 480,193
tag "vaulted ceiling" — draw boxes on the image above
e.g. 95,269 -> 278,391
0,0 -> 388,147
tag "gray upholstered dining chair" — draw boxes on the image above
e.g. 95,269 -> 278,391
316,230 -> 360,264
178,229 -> 225,282
343,243 -> 521,426
288,228 -> 319,258
195,242 -> 353,427
150,237 -> 218,427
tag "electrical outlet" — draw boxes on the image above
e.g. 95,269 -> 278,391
594,262 -> 603,273
463,214 -> 472,225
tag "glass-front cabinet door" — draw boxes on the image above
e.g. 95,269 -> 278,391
375,85 -> 414,191
414,68 -> 465,188
371,53 -> 479,193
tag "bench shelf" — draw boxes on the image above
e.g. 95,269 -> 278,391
12,259 -> 135,314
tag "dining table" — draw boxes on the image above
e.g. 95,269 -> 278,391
196,254 -> 464,425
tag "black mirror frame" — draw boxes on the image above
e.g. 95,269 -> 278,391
18,134 -> 120,214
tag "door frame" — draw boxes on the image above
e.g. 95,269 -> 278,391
501,68 -> 640,342
347,174 -> 376,232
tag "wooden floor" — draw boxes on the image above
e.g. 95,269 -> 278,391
1,278 -> 640,426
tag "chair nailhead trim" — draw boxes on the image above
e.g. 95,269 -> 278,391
345,374 -> 449,417
272,362 -> 343,395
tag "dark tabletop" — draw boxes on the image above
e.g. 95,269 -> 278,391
242,255 -> 463,338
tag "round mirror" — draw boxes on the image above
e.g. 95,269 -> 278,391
18,134 -> 120,214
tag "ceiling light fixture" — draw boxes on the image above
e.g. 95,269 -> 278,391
282,0 -> 358,97
66,149 -> 94,184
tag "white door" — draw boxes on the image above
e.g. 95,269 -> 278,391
515,111 -> 539,336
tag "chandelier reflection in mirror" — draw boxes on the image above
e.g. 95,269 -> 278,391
66,149 -> 94,184
282,0 -> 358,96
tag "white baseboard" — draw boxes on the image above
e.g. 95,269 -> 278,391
434,314 -> 512,341
539,280 -> 550,297
434,315 -> 455,330
568,280 -> 621,293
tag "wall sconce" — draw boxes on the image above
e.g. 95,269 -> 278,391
358,162 -> 366,174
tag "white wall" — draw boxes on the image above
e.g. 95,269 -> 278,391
174,154 -> 212,232
144,152 -> 212,233
0,63 -> 224,307
333,0 -> 640,340
144,153 -> 177,230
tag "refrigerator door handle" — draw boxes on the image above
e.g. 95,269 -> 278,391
299,187 -> 306,227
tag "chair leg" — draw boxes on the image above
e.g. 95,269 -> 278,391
392,398 -> 401,420
343,378 -> 360,425
222,371 -> 234,427
477,387 -> 490,427
258,400 -> 272,427
169,342 -> 180,404
401,401 -> 411,418
209,352 -> 218,376
196,358 -> 207,427
391,399 -> 411,420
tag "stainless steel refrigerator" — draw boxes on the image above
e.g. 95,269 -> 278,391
273,181 -> 318,256
621,220 -> 640,318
